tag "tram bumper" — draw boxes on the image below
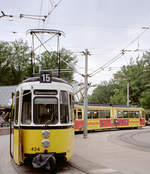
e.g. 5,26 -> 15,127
32,153 -> 56,171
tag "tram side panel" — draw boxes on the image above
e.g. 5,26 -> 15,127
114,107 -> 145,128
74,105 -> 146,132
74,105 -> 114,131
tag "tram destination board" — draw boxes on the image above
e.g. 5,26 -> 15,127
40,70 -> 52,83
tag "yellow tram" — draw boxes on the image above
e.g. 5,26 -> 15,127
10,71 -> 74,170
74,104 -> 145,132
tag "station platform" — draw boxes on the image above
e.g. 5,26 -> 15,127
70,132 -> 123,174
0,127 -> 9,135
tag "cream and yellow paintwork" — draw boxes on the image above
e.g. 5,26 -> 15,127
13,129 -> 20,164
74,105 -> 145,131
113,107 -> 145,128
13,128 -> 74,165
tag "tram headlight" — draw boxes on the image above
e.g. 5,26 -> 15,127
42,130 -> 50,138
42,140 -> 50,148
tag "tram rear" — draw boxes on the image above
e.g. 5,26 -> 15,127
10,71 -> 74,170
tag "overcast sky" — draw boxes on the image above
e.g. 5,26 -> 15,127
1,0 -> 150,91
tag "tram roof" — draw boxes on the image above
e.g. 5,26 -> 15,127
23,76 -> 69,84
75,103 -> 143,109
16,76 -> 73,92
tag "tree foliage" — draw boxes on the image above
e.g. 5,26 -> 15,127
88,81 -> 114,104
89,52 -> 150,108
0,40 -> 31,85
38,48 -> 76,82
0,40 -> 76,85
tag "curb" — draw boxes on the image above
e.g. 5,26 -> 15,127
0,128 -> 9,135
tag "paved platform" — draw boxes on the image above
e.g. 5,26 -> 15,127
70,154 -> 122,174
70,133 -> 123,174
0,127 -> 9,135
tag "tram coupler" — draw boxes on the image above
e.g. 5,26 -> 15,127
32,153 -> 56,171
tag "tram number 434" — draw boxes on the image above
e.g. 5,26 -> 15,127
31,147 -> 41,152
40,70 -> 52,83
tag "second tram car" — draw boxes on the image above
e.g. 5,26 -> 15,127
145,109 -> 150,125
10,71 -> 74,170
74,104 -> 145,132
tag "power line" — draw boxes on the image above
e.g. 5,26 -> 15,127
29,29 -> 82,76
0,11 -> 13,18
89,27 -> 149,77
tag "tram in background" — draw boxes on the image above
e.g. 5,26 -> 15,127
10,71 -> 74,171
74,103 -> 145,132
145,109 -> 150,125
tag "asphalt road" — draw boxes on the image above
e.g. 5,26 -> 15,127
0,127 -> 150,174
74,127 -> 150,174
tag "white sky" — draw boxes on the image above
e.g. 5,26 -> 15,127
1,0 -> 150,93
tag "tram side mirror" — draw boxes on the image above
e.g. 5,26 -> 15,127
40,70 -> 52,83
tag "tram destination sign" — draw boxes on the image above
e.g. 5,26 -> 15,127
40,70 -> 52,83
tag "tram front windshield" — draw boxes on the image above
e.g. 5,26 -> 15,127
34,97 -> 58,125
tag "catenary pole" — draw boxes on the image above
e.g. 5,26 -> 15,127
127,82 -> 130,106
31,33 -> 35,75
82,49 -> 90,138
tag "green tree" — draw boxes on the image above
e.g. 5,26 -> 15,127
88,52 -> 150,108
0,40 -> 76,85
140,89 -> 150,109
0,40 -> 31,85
38,48 -> 77,82
110,53 -> 150,107
88,81 -> 115,104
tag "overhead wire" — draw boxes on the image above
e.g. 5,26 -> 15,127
38,0 -> 44,27
33,33 -> 82,76
89,27 -> 149,77
47,0 -> 63,19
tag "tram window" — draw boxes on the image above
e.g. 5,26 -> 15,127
93,111 -> 98,119
60,91 -> 69,124
69,94 -> 74,123
136,111 -> 139,118
117,111 -> 123,118
77,109 -> 82,119
99,110 -> 105,118
99,110 -> 110,118
74,110 -> 76,119
88,111 -> 93,119
105,110 -> 110,118
142,111 -> 145,118
129,111 -> 136,118
21,90 -> 31,124
34,90 -> 57,95
34,97 -> 58,124
128,111 -> 133,118
123,111 -> 128,118
14,91 -> 19,124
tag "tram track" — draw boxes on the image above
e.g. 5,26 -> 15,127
108,128 -> 150,153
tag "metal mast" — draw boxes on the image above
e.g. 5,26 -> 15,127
82,49 -> 90,138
